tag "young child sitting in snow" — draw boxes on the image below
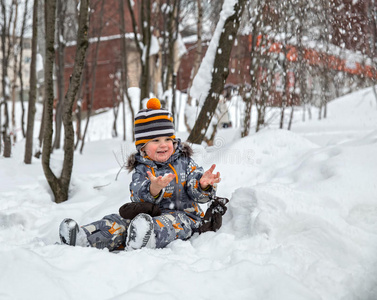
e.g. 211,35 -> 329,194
59,98 -> 227,251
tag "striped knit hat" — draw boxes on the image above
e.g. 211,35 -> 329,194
134,98 -> 175,151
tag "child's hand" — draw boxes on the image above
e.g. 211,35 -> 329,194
147,171 -> 176,197
200,164 -> 221,190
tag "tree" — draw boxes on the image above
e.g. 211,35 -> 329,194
127,0 -> 153,108
160,0 -> 181,122
368,0 -> 377,105
42,0 -> 89,203
79,0 -> 105,153
18,0 -> 30,138
53,0 -> 68,149
182,0 -> 203,133
187,0 -> 247,144
186,0 -> 202,108
241,4 -> 259,138
24,0 -> 38,164
317,0 -> 335,120
119,0 -> 134,141
248,0 -> 272,133
0,0 -> 15,157
10,0 -> 18,143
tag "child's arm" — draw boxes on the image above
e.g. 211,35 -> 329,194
129,166 -> 164,203
129,165 -> 176,203
186,160 -> 219,203
199,164 -> 221,190
147,171 -> 175,197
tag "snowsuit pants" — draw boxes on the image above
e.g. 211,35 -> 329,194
81,211 -> 198,251
152,211 -> 198,248
81,214 -> 130,251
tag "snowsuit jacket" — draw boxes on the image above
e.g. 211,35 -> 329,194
126,139 -> 216,221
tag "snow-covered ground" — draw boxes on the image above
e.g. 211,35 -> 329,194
1,87 -> 377,300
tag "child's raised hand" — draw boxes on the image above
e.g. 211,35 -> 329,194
199,164 -> 221,190
147,171 -> 176,197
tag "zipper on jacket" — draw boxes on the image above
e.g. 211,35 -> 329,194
168,163 -> 180,209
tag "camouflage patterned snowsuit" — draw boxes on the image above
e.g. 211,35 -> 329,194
127,140 -> 216,248
81,140 -> 215,250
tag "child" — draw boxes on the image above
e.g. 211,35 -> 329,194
59,98 -> 222,251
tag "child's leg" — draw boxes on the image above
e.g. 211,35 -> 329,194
81,214 -> 130,251
152,211 -> 198,248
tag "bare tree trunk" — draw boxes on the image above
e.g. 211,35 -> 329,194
187,0 -> 246,144
140,0 -> 151,106
74,101 -> 82,149
168,1 -> 181,125
369,0 -> 377,107
18,0 -> 29,138
11,1 -> 19,143
242,7 -> 259,137
287,103 -> 294,130
295,0 -> 308,122
184,0 -> 203,133
241,85 -> 252,137
53,0 -> 67,149
42,0 -> 89,203
127,0 -> 152,108
111,69 -> 120,138
256,98 -> 266,132
277,1 -> 293,130
119,0 -> 134,140
24,0 -> 38,164
320,0 -> 333,120
255,35 -> 269,133
164,0 -> 180,94
0,0 -> 14,157
60,0 -> 89,200
187,0 -> 202,106
80,0 -> 105,154
35,101 -> 45,158
42,0 -> 59,195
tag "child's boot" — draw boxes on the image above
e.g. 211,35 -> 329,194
125,213 -> 155,250
59,218 -> 89,247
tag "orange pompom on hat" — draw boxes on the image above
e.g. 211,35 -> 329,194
134,98 -> 175,150
146,97 -> 161,110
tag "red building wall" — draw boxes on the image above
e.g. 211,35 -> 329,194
63,0 -> 142,111
64,38 -> 123,111
64,1 -> 377,111
177,35 -> 252,92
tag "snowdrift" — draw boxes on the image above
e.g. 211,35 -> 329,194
1,87 -> 377,299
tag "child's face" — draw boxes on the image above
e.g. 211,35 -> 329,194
142,137 -> 174,162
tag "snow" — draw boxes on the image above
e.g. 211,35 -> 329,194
36,53 -> 44,73
1,86 -> 377,299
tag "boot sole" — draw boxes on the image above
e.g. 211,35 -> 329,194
59,218 -> 79,246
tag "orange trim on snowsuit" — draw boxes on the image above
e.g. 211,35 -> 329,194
168,163 -> 179,184
156,219 -> 165,227
108,222 -> 121,235
173,223 -> 183,230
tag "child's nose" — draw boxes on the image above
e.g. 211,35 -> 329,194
159,140 -> 170,147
